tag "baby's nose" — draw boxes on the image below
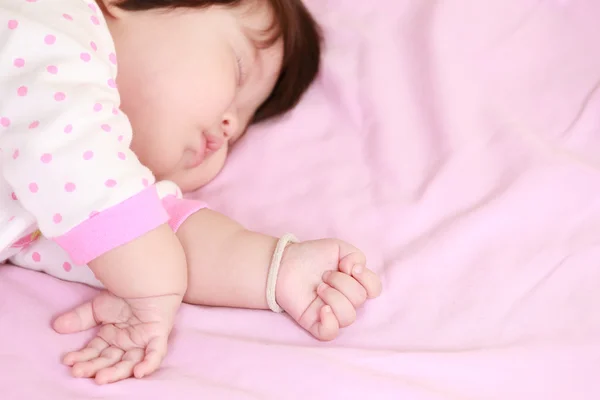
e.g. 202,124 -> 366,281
221,114 -> 239,139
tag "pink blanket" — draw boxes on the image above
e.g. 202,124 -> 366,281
2,1 -> 600,398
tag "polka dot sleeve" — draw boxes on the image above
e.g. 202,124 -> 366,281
0,2 -> 169,262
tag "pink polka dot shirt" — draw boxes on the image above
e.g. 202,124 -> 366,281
0,1 -> 180,264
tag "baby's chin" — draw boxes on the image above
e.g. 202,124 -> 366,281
162,161 -> 225,194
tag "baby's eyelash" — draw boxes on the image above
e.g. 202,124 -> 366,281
236,56 -> 246,87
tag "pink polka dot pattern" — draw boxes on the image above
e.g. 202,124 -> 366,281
0,4 -> 162,248
63,262 -> 72,272
32,252 -> 41,262
142,178 -> 149,187
44,35 -> 56,45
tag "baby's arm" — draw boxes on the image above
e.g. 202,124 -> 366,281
176,209 -> 279,310
176,208 -> 382,340
88,225 -> 186,299
55,202 -> 382,383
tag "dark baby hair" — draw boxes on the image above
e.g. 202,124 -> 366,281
106,0 -> 322,124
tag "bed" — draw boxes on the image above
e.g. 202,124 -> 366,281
2,0 -> 600,398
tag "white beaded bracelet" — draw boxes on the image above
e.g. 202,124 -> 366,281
266,233 -> 298,313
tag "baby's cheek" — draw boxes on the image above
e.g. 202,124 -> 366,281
131,137 -> 180,177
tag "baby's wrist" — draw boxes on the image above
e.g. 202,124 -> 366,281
266,234 -> 299,313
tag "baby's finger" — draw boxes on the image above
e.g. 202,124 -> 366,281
350,265 -> 382,299
338,250 -> 367,276
133,336 -> 168,379
95,349 -> 144,385
53,301 -> 97,334
308,306 -> 339,341
317,283 -> 356,327
296,297 -> 323,331
72,346 -> 124,378
323,271 -> 367,308
63,337 -> 109,366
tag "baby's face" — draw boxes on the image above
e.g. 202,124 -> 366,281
104,3 -> 283,192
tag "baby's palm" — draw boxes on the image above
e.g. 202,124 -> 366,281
53,291 -> 182,384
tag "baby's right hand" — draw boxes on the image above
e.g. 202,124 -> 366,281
54,223 -> 188,384
53,291 -> 182,384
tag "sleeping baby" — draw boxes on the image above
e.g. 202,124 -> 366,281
0,0 -> 382,384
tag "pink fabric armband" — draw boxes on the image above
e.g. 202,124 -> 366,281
161,196 -> 208,232
53,187 -> 169,265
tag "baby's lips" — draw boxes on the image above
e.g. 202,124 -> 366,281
185,133 -> 224,168
205,134 -> 225,152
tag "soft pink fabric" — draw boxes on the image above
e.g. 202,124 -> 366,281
54,186 -> 168,264
2,1 -> 600,398
161,196 -> 208,232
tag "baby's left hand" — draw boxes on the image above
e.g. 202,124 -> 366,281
53,291 -> 182,384
276,239 -> 382,341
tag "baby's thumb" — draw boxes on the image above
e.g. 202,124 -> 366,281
52,301 -> 98,334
